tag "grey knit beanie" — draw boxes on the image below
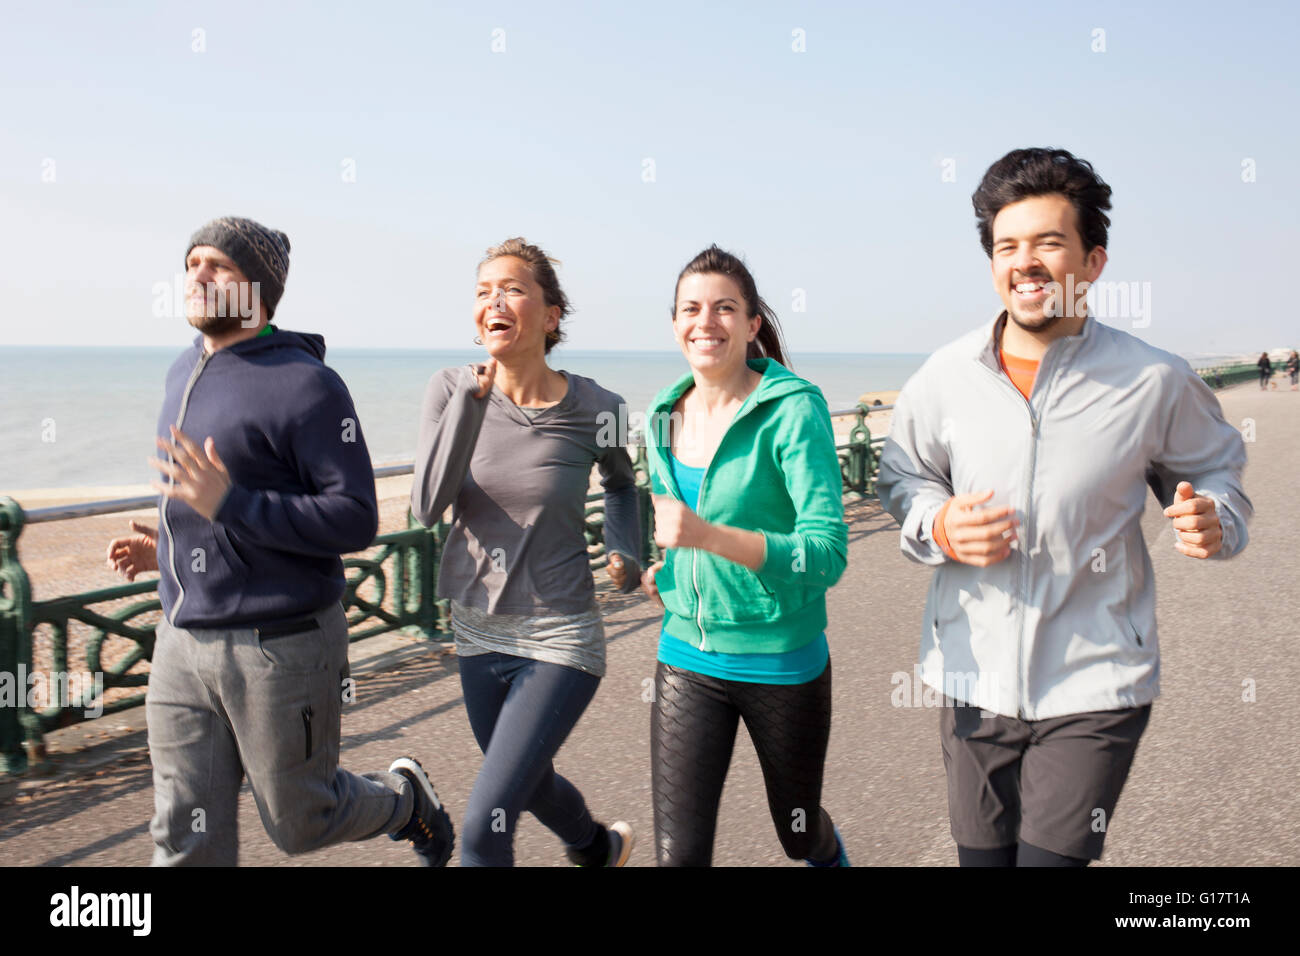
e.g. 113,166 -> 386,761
186,217 -> 291,318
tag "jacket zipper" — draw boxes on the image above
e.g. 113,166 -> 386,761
161,350 -> 213,625
692,441 -> 714,652
979,343 -> 1068,718
692,549 -> 707,651
1017,407 -> 1039,720
670,389 -> 767,654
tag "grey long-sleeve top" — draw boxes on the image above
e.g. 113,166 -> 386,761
411,365 -> 641,615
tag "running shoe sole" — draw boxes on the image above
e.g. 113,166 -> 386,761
389,756 -> 454,867
608,820 -> 635,867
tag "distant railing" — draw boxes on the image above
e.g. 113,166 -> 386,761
1194,362 -> 1266,389
0,403 -> 889,774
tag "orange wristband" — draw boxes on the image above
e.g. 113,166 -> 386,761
932,498 -> 958,560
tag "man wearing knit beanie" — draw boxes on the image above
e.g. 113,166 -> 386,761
106,216 -> 455,866
184,216 -> 291,338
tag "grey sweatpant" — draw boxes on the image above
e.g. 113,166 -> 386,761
146,603 -> 413,865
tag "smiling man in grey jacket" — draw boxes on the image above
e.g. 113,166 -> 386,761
877,148 -> 1252,867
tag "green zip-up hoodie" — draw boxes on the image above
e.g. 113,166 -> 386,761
646,358 -> 849,654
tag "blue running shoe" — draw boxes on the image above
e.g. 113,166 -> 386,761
805,826 -> 850,867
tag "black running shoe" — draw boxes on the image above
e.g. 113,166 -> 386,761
388,757 -> 454,867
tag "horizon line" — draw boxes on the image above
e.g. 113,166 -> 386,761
0,344 -> 937,356
0,344 -> 1278,358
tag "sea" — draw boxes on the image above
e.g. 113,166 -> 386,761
0,347 -> 931,493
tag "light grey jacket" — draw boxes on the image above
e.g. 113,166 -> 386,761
877,313 -> 1252,720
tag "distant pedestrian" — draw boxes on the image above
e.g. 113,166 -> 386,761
1257,351 -> 1272,389
1287,350 -> 1299,390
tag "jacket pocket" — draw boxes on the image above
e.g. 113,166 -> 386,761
256,625 -> 332,674
302,706 -> 314,761
1119,529 -> 1145,648
932,566 -> 960,629
213,524 -> 251,576
658,550 -> 686,613
178,521 -> 250,621
703,552 -> 778,624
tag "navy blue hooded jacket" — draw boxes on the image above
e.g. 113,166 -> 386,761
155,329 -> 379,628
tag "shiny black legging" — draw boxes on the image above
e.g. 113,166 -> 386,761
651,660 -> 837,866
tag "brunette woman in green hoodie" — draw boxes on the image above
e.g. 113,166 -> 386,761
641,246 -> 850,866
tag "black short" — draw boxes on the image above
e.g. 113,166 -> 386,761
940,698 -> 1151,860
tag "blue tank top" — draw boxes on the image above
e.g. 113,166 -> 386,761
657,451 -> 828,684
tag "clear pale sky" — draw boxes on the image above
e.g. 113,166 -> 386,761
2,0 -> 1296,355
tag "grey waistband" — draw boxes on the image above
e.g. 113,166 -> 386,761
450,600 -> 606,677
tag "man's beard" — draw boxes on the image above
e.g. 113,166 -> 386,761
186,287 -> 257,336
1006,306 -> 1063,335
1006,270 -> 1063,334
187,310 -> 248,336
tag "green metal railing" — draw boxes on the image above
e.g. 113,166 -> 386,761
0,359 -> 1255,777
0,404 -> 891,776
1196,361 -> 1269,389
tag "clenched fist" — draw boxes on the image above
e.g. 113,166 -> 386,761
941,490 -> 1018,567
471,359 -> 497,399
1164,481 -> 1223,559
607,552 -> 628,590
651,494 -> 710,551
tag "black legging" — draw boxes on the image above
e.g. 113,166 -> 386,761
651,659 -> 838,866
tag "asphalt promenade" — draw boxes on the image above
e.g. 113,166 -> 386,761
1,382 -> 1296,867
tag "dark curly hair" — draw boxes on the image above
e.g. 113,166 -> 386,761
972,148 -> 1113,257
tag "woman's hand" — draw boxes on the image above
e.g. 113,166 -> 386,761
651,494 -> 767,571
651,494 -> 710,550
472,359 -> 497,399
641,560 -> 664,607
606,552 -> 628,590
106,520 -> 159,581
